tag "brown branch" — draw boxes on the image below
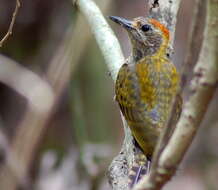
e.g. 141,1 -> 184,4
75,0 -> 184,189
0,54 -> 54,111
0,7 -> 83,190
0,0 -> 20,47
0,54 -> 55,188
133,0 -> 218,189
180,0 -> 206,91
134,0 -> 204,188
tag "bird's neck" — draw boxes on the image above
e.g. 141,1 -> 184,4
130,38 -> 169,63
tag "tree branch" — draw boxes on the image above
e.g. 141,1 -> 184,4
74,1 -> 135,189
74,0 -> 191,190
159,0 -> 218,170
133,0 -> 218,189
0,54 -> 54,112
0,4 -> 94,190
180,0 -> 205,90
74,0 -> 125,81
132,0 -> 203,189
148,0 -> 181,45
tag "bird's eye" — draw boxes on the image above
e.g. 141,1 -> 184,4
141,24 -> 152,32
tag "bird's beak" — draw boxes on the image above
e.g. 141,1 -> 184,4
109,16 -> 134,30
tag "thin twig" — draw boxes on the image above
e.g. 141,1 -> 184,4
0,0 -> 20,47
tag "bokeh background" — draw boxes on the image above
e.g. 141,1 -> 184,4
0,0 -> 217,190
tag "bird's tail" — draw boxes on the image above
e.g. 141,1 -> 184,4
128,150 -> 150,188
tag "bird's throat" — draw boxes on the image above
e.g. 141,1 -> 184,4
131,38 -> 169,63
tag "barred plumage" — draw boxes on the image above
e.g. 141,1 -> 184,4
110,16 -> 182,188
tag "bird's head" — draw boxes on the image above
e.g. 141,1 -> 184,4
109,16 -> 170,61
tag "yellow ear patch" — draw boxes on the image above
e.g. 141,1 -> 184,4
148,19 -> 170,40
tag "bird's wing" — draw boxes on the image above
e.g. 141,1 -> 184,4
115,63 -> 141,122
115,62 -> 153,123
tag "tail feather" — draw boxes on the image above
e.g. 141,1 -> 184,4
128,152 -> 150,188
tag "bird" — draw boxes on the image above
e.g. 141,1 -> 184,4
109,15 -> 182,188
